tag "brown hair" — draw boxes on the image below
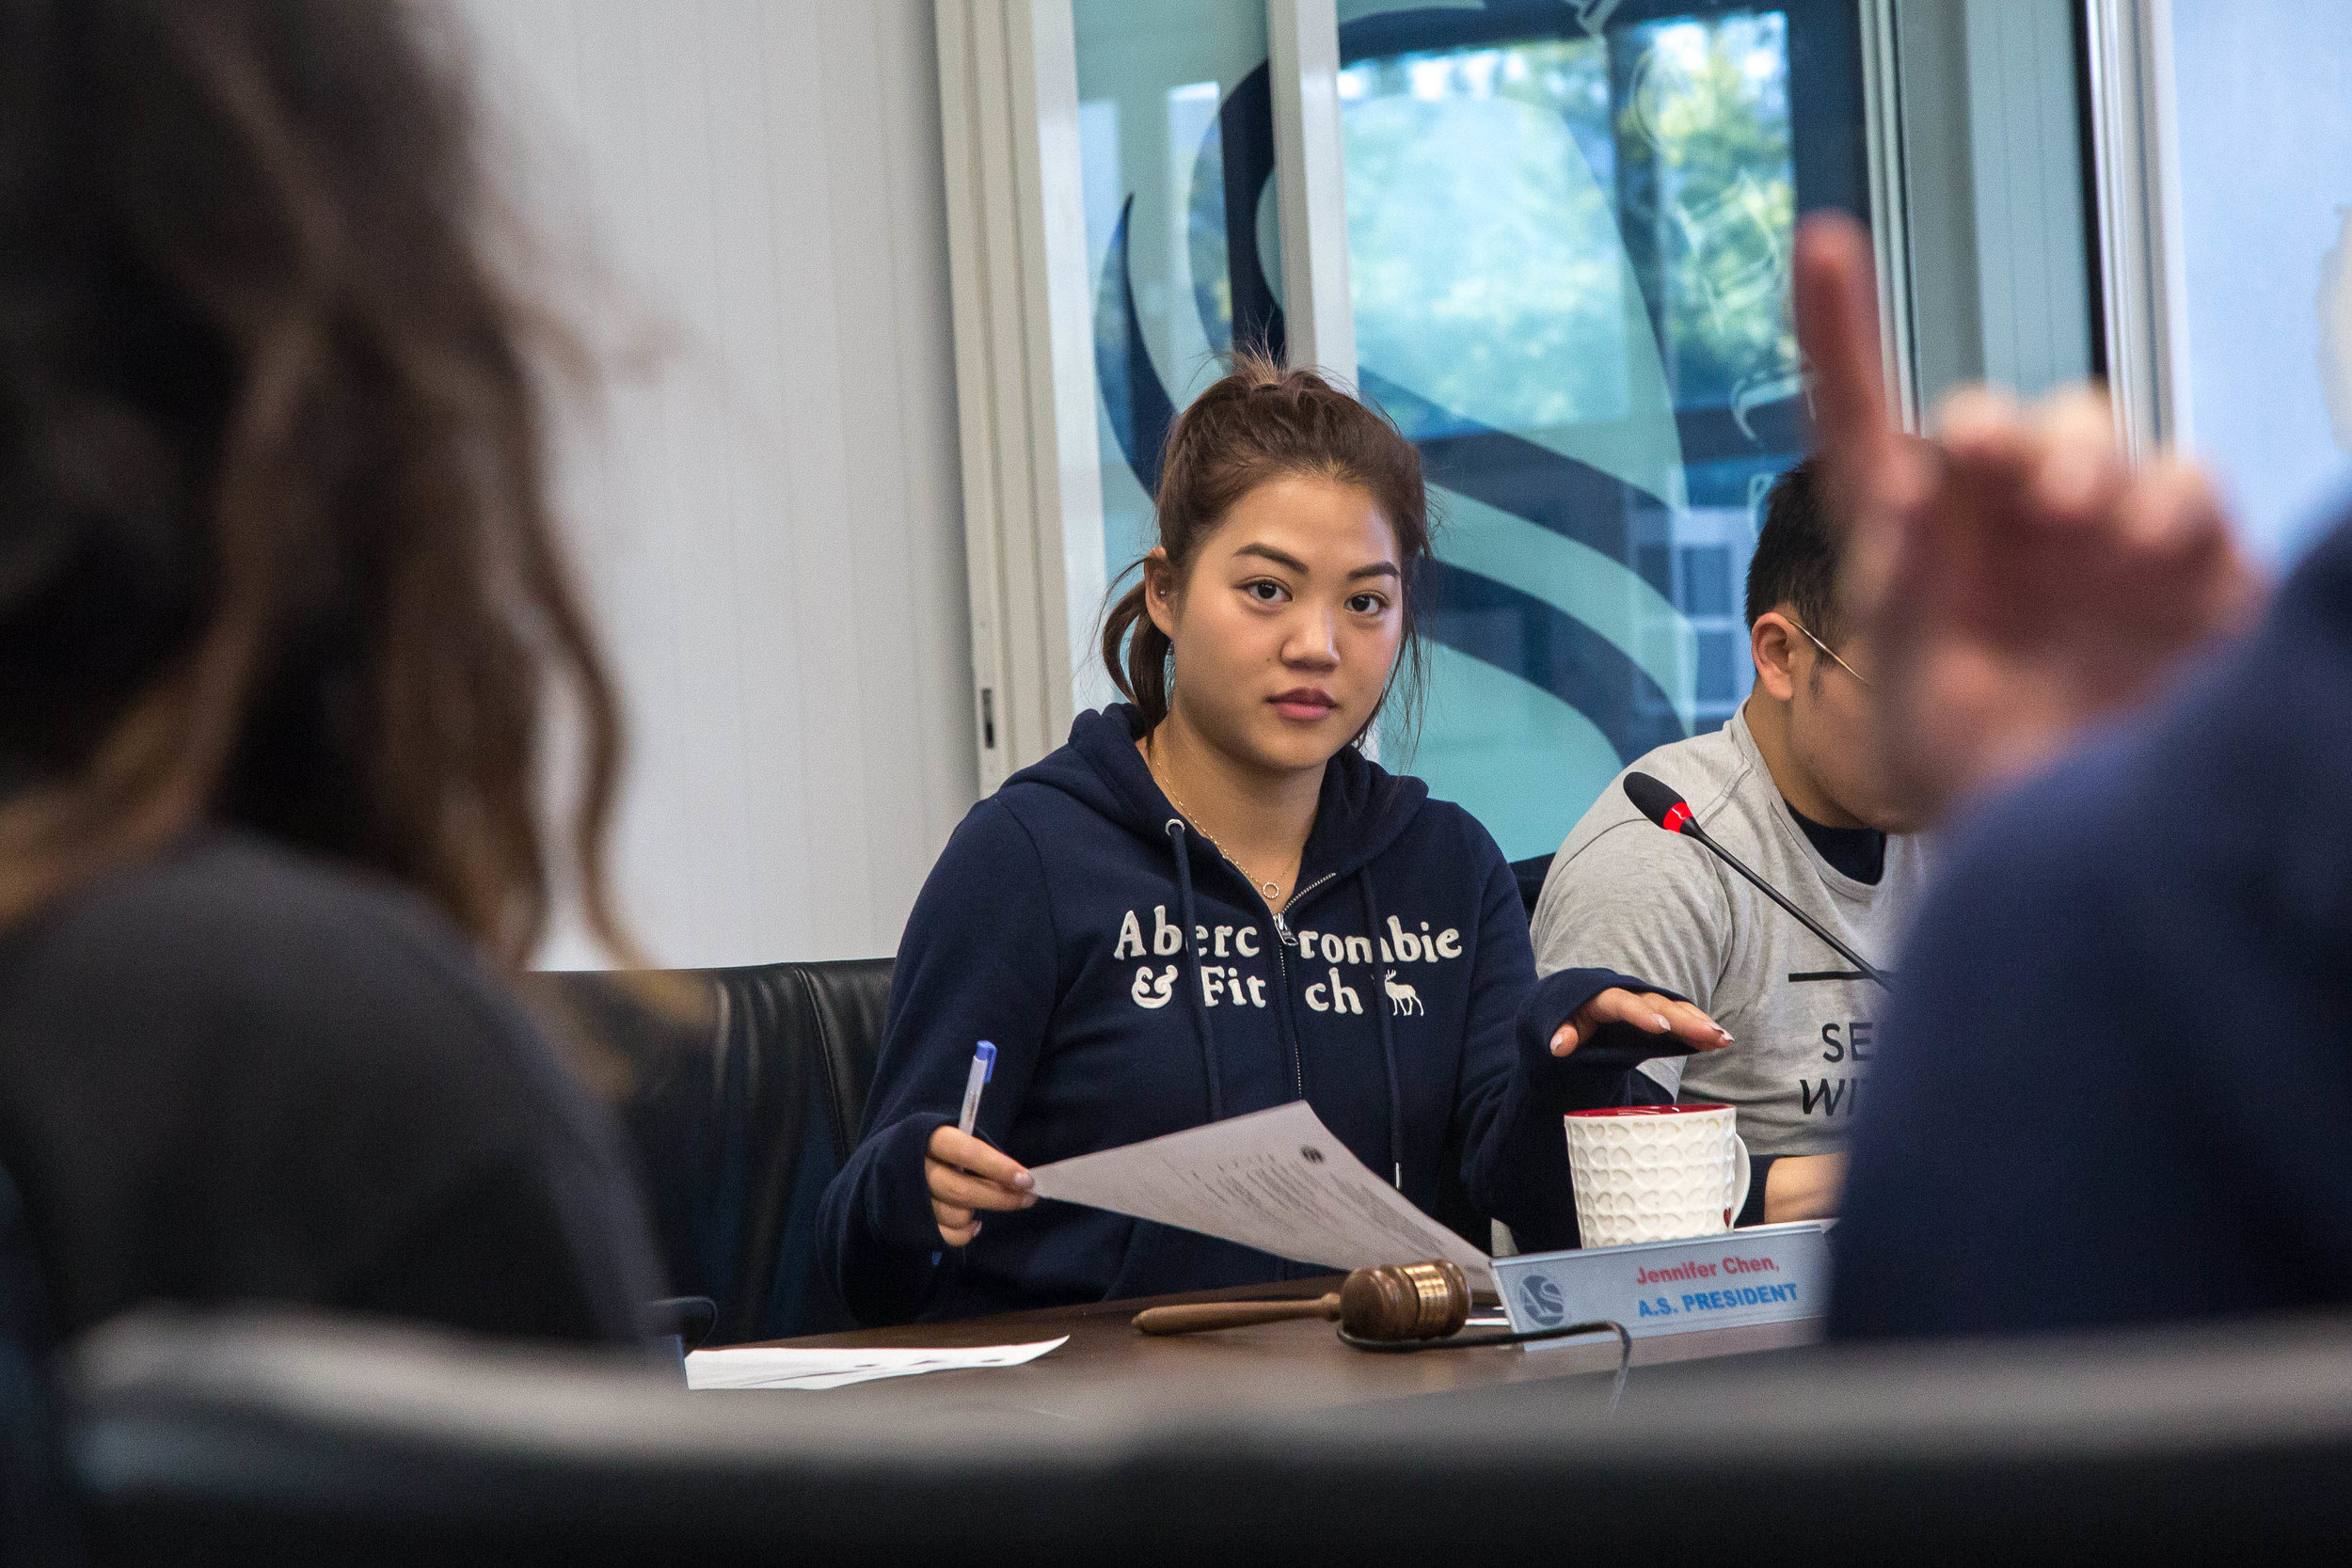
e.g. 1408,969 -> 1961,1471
0,0 -> 640,972
1100,352 -> 1432,751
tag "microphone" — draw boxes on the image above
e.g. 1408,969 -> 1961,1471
1624,771 -> 1892,991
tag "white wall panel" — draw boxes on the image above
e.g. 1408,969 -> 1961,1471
2171,0 -> 2352,564
460,0 -> 978,968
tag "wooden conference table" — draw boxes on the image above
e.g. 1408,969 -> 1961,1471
742,1276 -> 1819,1420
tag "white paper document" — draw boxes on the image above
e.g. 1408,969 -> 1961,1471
1026,1101 -> 1494,1291
685,1337 -> 1067,1391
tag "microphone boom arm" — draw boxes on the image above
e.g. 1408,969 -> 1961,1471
1681,819 -> 1893,991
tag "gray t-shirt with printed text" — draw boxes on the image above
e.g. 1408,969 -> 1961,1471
1530,708 -> 1929,1158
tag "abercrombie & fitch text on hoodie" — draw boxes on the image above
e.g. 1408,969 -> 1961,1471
1113,905 -> 1462,1015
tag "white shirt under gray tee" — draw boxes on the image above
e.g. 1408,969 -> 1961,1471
1530,707 -> 1929,1160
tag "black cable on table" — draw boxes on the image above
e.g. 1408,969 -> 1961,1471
1337,1319 -> 1634,1415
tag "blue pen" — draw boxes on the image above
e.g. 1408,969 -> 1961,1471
957,1040 -> 996,1137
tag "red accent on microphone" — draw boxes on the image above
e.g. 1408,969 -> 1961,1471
1661,802 -> 1692,835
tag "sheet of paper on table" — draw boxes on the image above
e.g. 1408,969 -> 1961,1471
685,1337 -> 1068,1391
1026,1101 -> 1494,1291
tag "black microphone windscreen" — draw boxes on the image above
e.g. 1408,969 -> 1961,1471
1623,771 -> 1690,832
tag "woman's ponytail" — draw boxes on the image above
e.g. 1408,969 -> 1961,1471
1100,576 -> 1171,722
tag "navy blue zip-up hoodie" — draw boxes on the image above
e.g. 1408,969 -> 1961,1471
1831,509 -> 2352,1338
819,705 -> 1671,1324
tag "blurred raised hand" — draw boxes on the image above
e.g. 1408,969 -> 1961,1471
1792,212 -> 2265,823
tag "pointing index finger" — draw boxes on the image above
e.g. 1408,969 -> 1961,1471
1794,212 -> 1895,473
1795,212 -> 1922,648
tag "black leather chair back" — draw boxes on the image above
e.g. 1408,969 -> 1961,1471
538,959 -> 893,1346
1509,853 -> 1553,922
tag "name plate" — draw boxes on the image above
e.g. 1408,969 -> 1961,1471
1493,1221 -> 1832,1341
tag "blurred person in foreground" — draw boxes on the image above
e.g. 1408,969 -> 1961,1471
1788,213 -> 2343,1337
0,0 -> 661,1343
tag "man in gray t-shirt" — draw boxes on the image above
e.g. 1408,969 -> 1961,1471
1533,460 -> 1928,1227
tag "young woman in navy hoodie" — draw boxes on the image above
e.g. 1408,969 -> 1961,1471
819,358 -> 1729,1323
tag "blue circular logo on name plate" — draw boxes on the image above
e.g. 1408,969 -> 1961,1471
1517,1274 -> 1567,1328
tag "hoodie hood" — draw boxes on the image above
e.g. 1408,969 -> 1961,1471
1015,704 -> 1432,894
1008,705 -> 1431,1212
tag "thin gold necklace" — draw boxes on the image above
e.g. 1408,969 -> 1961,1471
1149,755 -> 1293,906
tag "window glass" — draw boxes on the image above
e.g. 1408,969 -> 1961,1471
1076,1 -> 1866,858
1076,1 -> 1282,581
1340,1 -> 1863,856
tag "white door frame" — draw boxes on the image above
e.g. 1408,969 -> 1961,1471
1859,0 -> 1922,433
1268,0 -> 1358,387
936,0 -> 1107,790
2083,0 -> 2189,457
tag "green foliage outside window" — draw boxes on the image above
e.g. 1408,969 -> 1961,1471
1340,11 -> 1796,435
1619,14 -> 1798,420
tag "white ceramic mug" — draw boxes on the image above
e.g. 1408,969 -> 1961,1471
1563,1103 -> 1752,1249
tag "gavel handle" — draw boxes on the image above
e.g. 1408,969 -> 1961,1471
1133,1295 -> 1341,1336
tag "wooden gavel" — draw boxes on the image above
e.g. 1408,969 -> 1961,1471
1133,1260 -> 1471,1342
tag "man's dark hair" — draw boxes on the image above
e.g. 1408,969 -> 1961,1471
1743,457 -> 1843,643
